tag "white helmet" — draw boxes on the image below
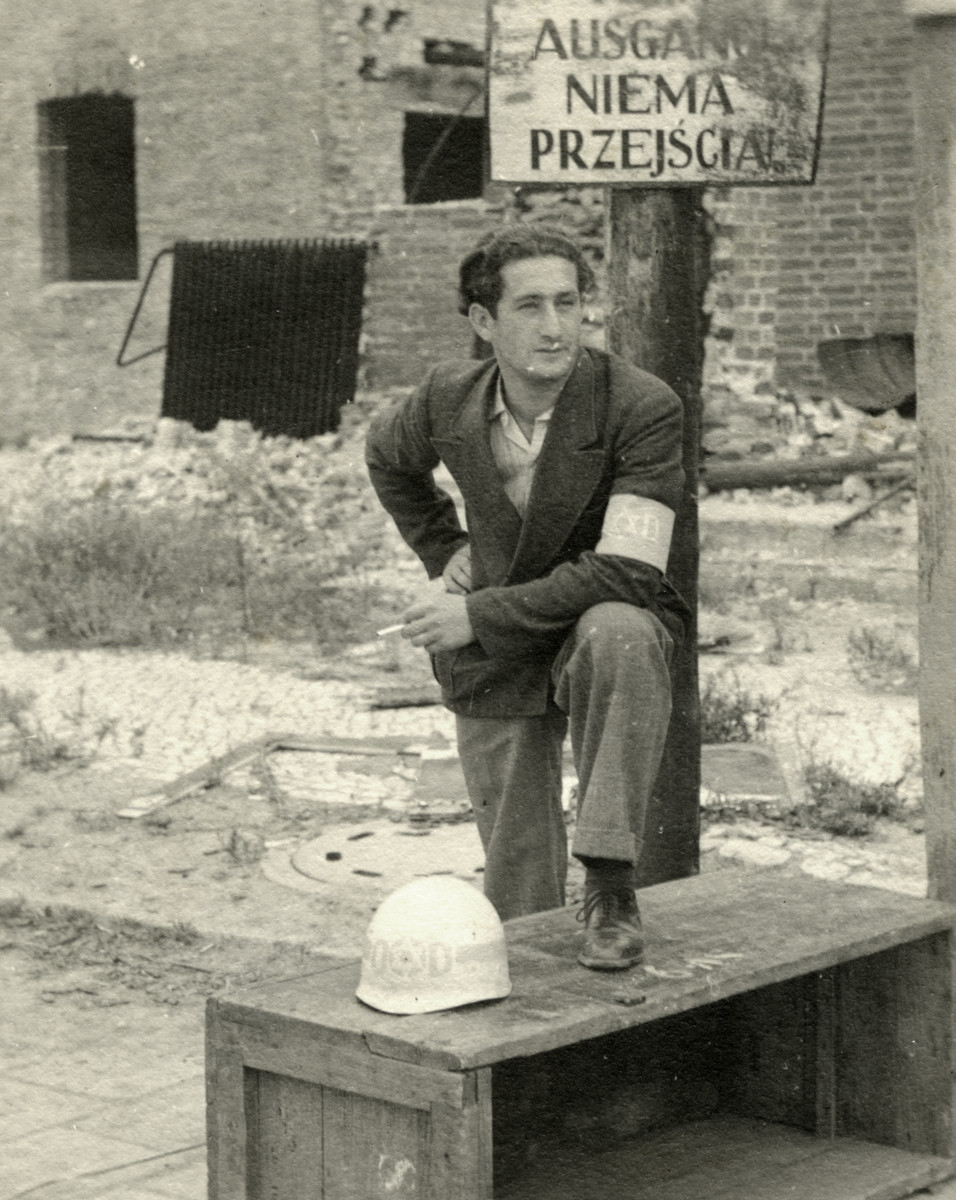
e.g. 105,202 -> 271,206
356,876 -> 511,1014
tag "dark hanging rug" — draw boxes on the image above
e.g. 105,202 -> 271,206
162,238 -> 368,437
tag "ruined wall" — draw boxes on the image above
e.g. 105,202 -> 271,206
706,0 -> 915,399
0,0 -> 918,449
361,203 -> 498,389
0,0 -> 488,440
315,2 -> 486,215
314,1 -> 495,391
0,0 -> 329,438
504,0 -> 917,462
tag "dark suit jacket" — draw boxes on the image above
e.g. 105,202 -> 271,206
365,347 -> 689,718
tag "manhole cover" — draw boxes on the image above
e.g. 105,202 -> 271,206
269,821 -> 486,894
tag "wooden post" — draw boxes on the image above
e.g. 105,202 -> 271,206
909,1 -> 956,903
606,187 -> 711,887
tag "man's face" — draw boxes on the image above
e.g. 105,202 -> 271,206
469,255 -> 583,389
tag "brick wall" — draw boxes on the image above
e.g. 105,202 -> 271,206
0,0 -> 487,440
0,0 -> 920,443
0,0 -> 330,438
315,1 -> 486,214
705,0 -> 916,399
361,202 -> 499,389
497,0 -> 917,457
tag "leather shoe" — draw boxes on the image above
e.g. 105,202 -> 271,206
577,888 -> 644,970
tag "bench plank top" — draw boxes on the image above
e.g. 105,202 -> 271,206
214,868 -> 955,1071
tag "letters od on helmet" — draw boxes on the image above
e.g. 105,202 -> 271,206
367,937 -> 457,981
356,877 -> 512,1014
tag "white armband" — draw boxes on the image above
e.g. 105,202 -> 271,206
595,494 -> 674,572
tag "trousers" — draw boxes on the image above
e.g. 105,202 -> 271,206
455,602 -> 674,921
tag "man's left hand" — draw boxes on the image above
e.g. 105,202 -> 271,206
401,592 -> 475,652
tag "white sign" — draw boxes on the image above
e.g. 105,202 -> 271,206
488,0 -> 829,185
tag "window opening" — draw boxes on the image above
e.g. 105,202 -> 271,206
37,93 -> 138,282
423,39 -> 485,68
402,111 -> 485,204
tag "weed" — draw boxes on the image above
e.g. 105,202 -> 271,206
249,755 -> 287,812
168,920 -> 201,944
0,500 -> 239,646
73,810 -> 116,832
699,670 -> 777,744
224,827 -> 265,865
0,490 -> 384,650
758,592 -> 813,663
129,724 -> 148,758
0,686 -> 78,772
792,758 -> 905,837
0,686 -> 33,727
847,624 -> 918,694
0,897 -> 25,919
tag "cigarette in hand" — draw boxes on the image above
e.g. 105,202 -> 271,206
376,623 -> 405,637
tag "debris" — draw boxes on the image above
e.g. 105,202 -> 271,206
612,991 -> 646,1007
370,684 -> 441,709
833,478 -> 914,534
225,828 -> 265,865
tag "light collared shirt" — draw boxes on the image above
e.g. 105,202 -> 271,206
488,381 -> 554,518
487,380 -> 676,570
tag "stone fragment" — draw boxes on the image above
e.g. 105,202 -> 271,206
846,869 -> 925,898
799,855 -> 851,882
718,838 -> 791,867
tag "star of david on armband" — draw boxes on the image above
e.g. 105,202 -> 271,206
595,494 -> 675,572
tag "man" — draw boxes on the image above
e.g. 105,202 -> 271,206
365,225 -> 688,970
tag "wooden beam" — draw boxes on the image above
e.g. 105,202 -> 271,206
702,450 -> 914,494
910,1 -> 956,904
606,187 -> 710,886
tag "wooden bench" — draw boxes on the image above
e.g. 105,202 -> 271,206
206,868 -> 955,1199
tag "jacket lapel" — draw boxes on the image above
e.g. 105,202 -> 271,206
430,350 -> 607,587
430,368 -> 523,585
509,350 -> 606,584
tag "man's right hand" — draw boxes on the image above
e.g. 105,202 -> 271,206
442,544 -> 472,595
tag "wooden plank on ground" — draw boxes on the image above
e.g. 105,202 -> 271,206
370,684 -> 442,709
702,451 -> 914,492
116,731 -> 417,818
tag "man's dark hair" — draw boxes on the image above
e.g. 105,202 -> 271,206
458,224 -> 595,316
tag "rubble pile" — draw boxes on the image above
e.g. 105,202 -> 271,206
0,392 -> 420,583
701,384 -> 917,475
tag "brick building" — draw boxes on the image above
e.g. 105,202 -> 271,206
0,0 -> 493,438
0,0 -> 918,442
703,0 -> 916,401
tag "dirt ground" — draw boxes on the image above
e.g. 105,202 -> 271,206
0,589 -> 923,982
0,586 -> 932,1200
